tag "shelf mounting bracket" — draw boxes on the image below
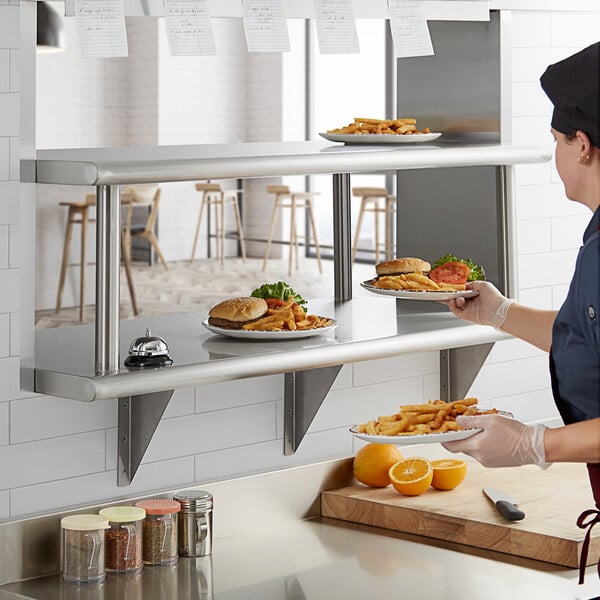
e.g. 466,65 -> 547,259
117,389 -> 174,486
284,365 -> 342,455
440,343 -> 494,402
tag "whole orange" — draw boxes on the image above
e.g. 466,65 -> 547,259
353,443 -> 403,488
430,458 -> 467,490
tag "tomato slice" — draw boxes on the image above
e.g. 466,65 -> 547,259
429,261 -> 470,285
265,298 -> 287,310
265,298 -> 298,310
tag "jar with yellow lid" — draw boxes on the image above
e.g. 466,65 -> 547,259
99,506 -> 146,573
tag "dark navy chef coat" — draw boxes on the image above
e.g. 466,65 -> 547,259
550,205 -> 600,424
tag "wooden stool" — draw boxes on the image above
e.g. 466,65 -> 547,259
351,187 -> 396,264
55,196 -> 96,322
56,193 -> 139,322
123,187 -> 168,271
190,182 -> 246,266
262,185 -> 323,276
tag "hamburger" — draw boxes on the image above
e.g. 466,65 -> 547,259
375,257 -> 431,278
208,297 -> 268,330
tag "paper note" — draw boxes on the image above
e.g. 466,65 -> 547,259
164,0 -> 216,56
75,0 -> 129,58
387,0 -> 434,59
314,0 -> 360,55
243,0 -> 290,53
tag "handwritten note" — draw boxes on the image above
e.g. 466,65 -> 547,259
75,0 -> 129,58
164,0 -> 216,56
243,0 -> 290,53
314,0 -> 359,55
387,0 -> 434,59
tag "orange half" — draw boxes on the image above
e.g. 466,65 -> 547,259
388,457 -> 433,496
430,458 -> 467,490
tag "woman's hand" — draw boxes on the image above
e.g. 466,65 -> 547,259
447,281 -> 515,329
442,414 -> 550,469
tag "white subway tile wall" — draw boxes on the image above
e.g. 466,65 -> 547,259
0,8 -> 597,520
0,492 -> 8,521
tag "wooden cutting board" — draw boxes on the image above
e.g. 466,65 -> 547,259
321,461 -> 600,568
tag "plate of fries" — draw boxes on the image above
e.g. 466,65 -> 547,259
361,278 -> 479,301
350,398 -> 505,445
202,317 -> 339,340
321,117 -> 440,144
321,132 -> 441,145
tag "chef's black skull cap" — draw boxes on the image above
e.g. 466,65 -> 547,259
540,41 -> 600,148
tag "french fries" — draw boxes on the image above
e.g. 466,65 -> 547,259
327,117 -> 431,136
372,273 -> 466,292
242,296 -> 333,332
354,398 -> 497,437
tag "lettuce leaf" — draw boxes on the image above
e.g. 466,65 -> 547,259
433,253 -> 486,282
250,281 -> 307,307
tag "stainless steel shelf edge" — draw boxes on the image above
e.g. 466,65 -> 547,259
34,369 -> 97,402
34,323 -> 510,402
33,142 -> 552,186
35,159 -> 98,186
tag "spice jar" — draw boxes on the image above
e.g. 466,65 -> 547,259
173,490 -> 213,558
99,506 -> 146,573
61,514 -> 110,583
135,499 -> 181,566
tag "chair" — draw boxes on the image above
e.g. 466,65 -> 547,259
190,182 -> 246,266
351,187 -> 396,264
262,185 -> 323,276
56,193 -> 140,321
122,187 -> 168,271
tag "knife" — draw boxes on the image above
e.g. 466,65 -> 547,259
483,487 -> 525,521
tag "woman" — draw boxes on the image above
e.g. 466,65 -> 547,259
442,42 -> 600,584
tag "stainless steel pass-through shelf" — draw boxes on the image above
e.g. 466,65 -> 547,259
30,140 -> 551,484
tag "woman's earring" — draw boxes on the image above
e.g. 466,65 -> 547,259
578,154 -> 590,164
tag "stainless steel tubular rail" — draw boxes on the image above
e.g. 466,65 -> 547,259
95,184 -> 121,375
332,173 -> 352,302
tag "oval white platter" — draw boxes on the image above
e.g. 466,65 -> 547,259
360,280 -> 479,302
349,426 -> 481,445
202,319 -> 340,340
319,132 -> 442,144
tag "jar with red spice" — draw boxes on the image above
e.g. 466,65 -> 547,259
135,499 -> 181,566
98,506 -> 146,573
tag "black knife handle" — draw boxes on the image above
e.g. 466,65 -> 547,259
496,500 -> 525,521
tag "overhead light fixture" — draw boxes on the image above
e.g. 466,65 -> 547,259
37,1 -> 65,53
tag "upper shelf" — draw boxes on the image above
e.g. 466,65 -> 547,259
31,141 -> 553,186
35,298 -> 509,402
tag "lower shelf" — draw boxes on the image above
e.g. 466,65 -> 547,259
33,297 -> 508,402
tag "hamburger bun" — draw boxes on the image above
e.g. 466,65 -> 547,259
208,297 -> 268,330
375,257 -> 431,276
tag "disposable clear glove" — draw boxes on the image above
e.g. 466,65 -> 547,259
442,414 -> 551,469
447,281 -> 515,331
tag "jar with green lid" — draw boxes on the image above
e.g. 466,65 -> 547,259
135,499 -> 181,566
61,514 -> 110,583
99,506 -> 146,573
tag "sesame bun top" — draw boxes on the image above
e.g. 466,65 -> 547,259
375,257 -> 431,276
208,297 -> 267,322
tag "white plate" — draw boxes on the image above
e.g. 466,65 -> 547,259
360,280 -> 479,301
319,132 -> 442,145
202,319 -> 340,340
349,426 -> 482,445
